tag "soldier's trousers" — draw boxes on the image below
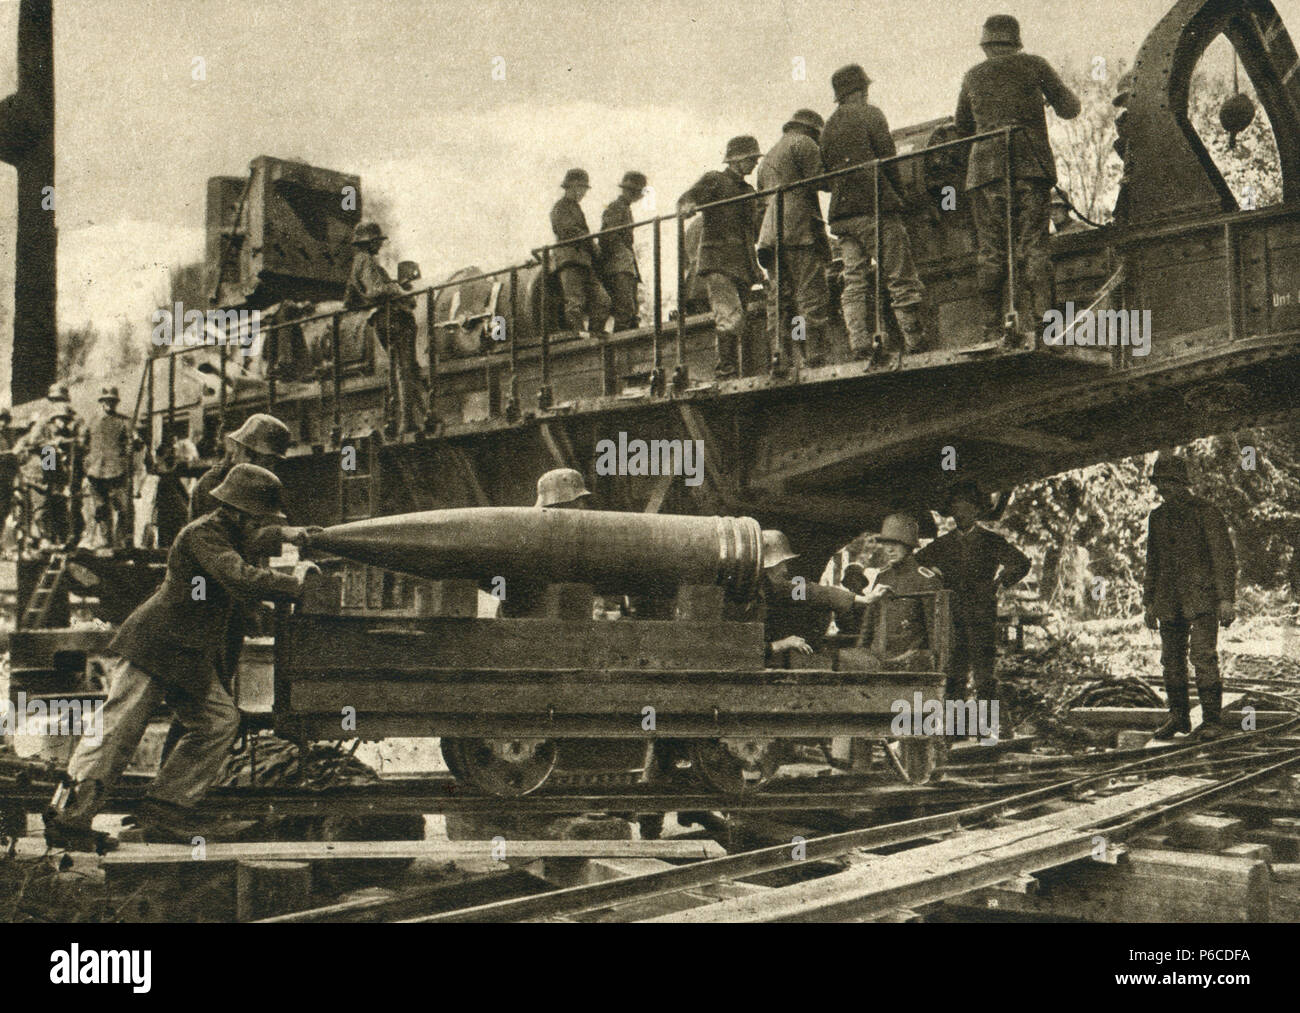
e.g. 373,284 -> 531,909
947,617 -> 998,700
606,272 -> 639,331
65,656 -> 239,819
833,213 -> 924,354
557,266 -> 612,334
375,307 -> 427,433
1158,614 -> 1220,695
704,273 -> 748,376
29,485 -> 70,545
971,180 -> 1052,336
87,475 -> 130,548
764,245 -> 830,363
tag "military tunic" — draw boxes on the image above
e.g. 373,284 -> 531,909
954,51 -> 1080,335
756,129 -> 831,362
1144,495 -> 1237,698
757,578 -> 858,664
916,524 -> 1030,697
83,411 -> 135,548
600,194 -> 640,331
862,554 -> 943,663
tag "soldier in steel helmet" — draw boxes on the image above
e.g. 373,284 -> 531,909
600,171 -> 649,332
345,220 -> 426,433
190,413 -> 293,521
757,109 -> 832,372
44,464 -> 317,851
822,63 -> 927,363
492,468 -> 594,619
859,513 -> 944,669
1143,453 -> 1237,740
955,15 -> 1081,347
757,529 -> 884,663
679,136 -> 765,380
550,169 -> 613,337
167,413 -> 318,760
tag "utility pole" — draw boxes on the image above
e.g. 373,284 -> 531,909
0,0 -> 56,406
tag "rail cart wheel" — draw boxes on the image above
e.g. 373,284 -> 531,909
449,737 -> 557,796
687,738 -> 781,794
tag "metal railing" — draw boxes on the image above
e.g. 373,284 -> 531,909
134,126 -> 1024,443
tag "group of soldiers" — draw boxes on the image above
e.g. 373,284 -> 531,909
3,382 -> 139,552
44,411 -> 320,852
40,438 -> 1238,851
549,14 -> 1082,379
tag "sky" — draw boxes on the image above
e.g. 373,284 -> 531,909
0,0 -> 1293,399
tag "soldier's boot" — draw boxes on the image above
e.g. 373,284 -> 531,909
44,778 -> 118,853
893,304 -> 926,357
1152,684 -> 1192,740
1193,683 -> 1226,740
132,797 -> 256,845
1014,277 -> 1048,348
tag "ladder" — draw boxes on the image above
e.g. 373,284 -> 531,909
20,551 -> 69,630
337,435 -> 378,523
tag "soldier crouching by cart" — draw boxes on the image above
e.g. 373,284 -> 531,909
44,465 -> 316,852
752,530 -> 884,663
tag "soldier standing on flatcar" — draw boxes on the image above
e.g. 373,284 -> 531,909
600,172 -> 648,332
550,169 -> 612,337
915,480 -> 1030,704
757,109 -> 832,371
44,465 -> 314,851
860,514 -> 944,669
821,64 -> 927,363
954,14 -> 1080,347
345,220 -> 425,433
679,136 -> 765,380
1143,453 -> 1237,740
17,385 -> 84,548
82,386 -> 140,550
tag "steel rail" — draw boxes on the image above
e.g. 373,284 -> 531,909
410,729 -> 1300,923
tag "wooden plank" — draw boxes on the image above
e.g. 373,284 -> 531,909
1069,696 -> 1253,729
236,861 -> 311,921
647,776 -> 1212,922
283,615 -> 765,673
1164,814 -> 1243,850
103,838 -> 728,868
953,849 -> 1271,923
285,673 -> 940,718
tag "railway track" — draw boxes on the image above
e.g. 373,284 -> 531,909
393,718 -> 1300,922
7,676 -> 1300,922
252,717 -> 1300,922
